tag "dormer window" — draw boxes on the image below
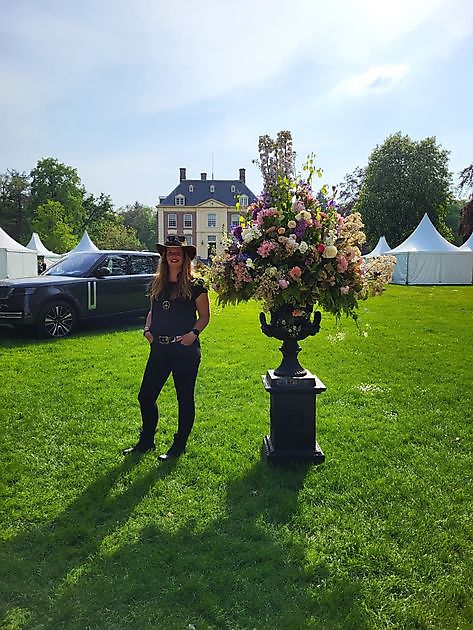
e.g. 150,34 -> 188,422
231,185 -> 236,193
210,185 -> 215,193
239,194 -> 248,207
189,185 -> 194,192
175,194 -> 185,206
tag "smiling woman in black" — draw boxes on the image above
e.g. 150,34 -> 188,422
123,235 -> 210,460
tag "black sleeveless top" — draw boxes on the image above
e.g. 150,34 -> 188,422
150,279 -> 207,337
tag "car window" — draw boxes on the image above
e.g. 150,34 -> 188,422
130,255 -> 158,275
46,253 -> 99,277
101,255 -> 129,276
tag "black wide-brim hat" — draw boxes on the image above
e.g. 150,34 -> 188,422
157,235 -> 197,260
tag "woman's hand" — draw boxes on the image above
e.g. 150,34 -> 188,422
179,331 -> 197,346
144,331 -> 154,344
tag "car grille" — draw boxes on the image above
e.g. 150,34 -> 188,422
0,287 -> 13,299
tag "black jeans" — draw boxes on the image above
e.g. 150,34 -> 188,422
138,341 -> 201,446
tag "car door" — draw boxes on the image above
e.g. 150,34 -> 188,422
91,254 -> 134,315
128,255 -> 158,310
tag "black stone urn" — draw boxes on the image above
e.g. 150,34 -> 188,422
259,304 -> 321,377
259,304 -> 325,464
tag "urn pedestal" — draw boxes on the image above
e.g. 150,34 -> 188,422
262,369 -> 325,463
260,307 -> 326,464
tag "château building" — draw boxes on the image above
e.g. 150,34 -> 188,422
157,167 -> 257,260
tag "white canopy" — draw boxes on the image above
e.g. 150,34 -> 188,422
459,232 -> 473,251
26,232 -> 62,267
387,214 -> 472,285
0,227 -> 38,278
69,230 -> 99,253
364,235 -> 392,258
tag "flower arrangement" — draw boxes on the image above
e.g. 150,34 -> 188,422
209,131 -> 394,321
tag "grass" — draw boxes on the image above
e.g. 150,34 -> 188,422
0,285 -> 472,629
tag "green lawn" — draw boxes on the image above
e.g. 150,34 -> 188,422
0,286 -> 472,629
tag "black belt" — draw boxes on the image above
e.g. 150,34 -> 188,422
157,335 -> 179,344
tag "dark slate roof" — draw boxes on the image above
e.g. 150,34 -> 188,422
159,179 -> 257,207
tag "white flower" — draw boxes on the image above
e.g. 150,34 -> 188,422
299,241 -> 308,254
242,227 -> 261,243
323,245 -> 338,258
268,266 -> 278,276
246,258 -> 255,269
324,229 -> 336,246
287,220 -> 296,229
289,233 -> 297,240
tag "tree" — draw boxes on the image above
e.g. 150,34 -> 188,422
458,164 -> 473,241
355,132 -> 453,248
118,202 -> 156,250
336,166 -> 365,216
0,170 -> 32,242
90,220 -> 142,250
30,158 -> 84,232
31,200 -> 77,253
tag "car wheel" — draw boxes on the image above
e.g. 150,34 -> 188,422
37,300 -> 77,338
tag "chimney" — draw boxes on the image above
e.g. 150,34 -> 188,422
201,172 -> 207,181
179,167 -> 186,181
239,168 -> 246,183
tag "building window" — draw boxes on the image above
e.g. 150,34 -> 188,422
210,184 -> 215,193
230,213 -> 240,227
186,235 -> 193,245
167,213 -> 177,228
239,195 -> 248,207
175,194 -> 185,206
231,185 -> 236,193
184,213 -> 192,228
189,184 -> 194,192
208,213 -> 217,228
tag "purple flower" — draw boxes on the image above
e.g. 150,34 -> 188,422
233,225 -> 243,242
295,219 -> 308,238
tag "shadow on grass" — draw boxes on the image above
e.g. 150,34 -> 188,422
1,458 -> 366,628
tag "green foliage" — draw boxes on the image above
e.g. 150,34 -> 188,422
118,202 -> 156,251
31,200 -> 77,253
0,170 -> 32,243
355,132 -> 453,249
0,287 -> 472,628
89,220 -> 143,250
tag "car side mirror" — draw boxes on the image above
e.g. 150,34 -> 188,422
95,266 -> 111,277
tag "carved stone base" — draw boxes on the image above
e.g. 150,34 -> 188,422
262,435 -> 325,464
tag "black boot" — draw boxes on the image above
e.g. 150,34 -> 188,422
122,431 -> 155,455
158,434 -> 186,461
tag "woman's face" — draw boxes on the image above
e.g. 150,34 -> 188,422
166,247 -> 184,271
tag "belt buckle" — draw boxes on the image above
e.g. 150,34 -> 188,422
159,336 -> 169,344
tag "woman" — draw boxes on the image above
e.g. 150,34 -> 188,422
123,235 -> 210,460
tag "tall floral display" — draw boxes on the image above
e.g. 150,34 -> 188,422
210,131 -> 394,462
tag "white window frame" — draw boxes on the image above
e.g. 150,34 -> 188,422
175,194 -> 185,206
189,184 -> 194,192
230,213 -> 240,227
208,213 -> 217,228
167,213 -> 177,228
239,194 -> 248,207
210,184 -> 215,193
183,213 -> 193,228
186,235 -> 193,245
231,185 -> 236,193
207,235 -> 217,243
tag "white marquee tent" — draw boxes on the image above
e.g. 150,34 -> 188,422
364,236 -> 392,258
26,232 -> 62,268
387,213 -> 472,285
459,232 -> 473,251
68,231 -> 99,253
0,227 -> 38,279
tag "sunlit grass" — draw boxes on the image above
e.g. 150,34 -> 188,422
0,285 -> 472,629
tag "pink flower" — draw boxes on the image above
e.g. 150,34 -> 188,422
316,243 -> 325,254
289,266 -> 302,280
337,255 -> 348,273
292,309 -> 305,317
340,286 -> 350,294
257,240 -> 277,258
278,278 -> 289,289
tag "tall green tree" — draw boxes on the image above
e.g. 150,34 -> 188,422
0,170 -> 32,242
31,200 -> 77,253
30,158 -> 84,232
89,219 -> 142,250
458,164 -> 473,241
355,133 -> 453,248
118,202 -> 156,250
336,166 -> 365,216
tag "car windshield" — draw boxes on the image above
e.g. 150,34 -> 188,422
46,253 -> 100,277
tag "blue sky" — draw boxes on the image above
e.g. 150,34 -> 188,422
1,0 -> 472,208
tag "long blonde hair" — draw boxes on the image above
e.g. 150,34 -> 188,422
149,250 -> 193,301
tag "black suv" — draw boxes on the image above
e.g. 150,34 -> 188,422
0,250 -> 159,338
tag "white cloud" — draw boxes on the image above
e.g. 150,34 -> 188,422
336,65 -> 409,98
